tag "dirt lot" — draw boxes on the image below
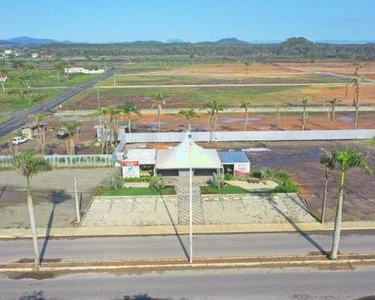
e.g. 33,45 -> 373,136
134,111 -> 375,132
0,168 -> 117,229
205,140 -> 375,222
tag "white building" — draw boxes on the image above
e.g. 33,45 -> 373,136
31,53 -> 39,58
65,67 -> 105,74
0,73 -> 8,82
4,50 -> 12,55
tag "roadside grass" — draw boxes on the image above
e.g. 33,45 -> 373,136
117,61 -> 191,74
3,70 -> 98,88
0,115 -> 9,124
0,89 -> 63,112
100,186 -> 175,196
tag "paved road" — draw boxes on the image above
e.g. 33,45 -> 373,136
0,67 -> 119,138
1,266 -> 375,299
1,232 -> 375,263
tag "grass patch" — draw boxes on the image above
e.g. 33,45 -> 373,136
100,186 -> 175,196
201,184 -> 251,194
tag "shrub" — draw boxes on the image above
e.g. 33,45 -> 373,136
224,173 -> 234,181
211,172 -> 225,189
110,174 -> 123,190
149,175 -> 165,191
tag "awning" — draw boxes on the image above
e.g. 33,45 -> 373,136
155,132 -> 222,170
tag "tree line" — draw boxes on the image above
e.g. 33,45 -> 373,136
36,37 -> 375,60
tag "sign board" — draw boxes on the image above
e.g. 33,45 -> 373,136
234,163 -> 250,176
122,160 -> 140,178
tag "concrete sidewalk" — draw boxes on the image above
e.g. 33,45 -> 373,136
1,221 -> 375,239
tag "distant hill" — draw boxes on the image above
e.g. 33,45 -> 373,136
215,38 -> 248,45
4,36 -> 72,45
166,38 -> 186,44
0,40 -> 15,46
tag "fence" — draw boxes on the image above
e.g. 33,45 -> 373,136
122,130 -> 375,144
0,154 -> 114,168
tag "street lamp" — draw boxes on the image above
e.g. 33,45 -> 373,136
189,133 -> 193,263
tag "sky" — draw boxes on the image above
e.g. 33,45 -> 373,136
1,0 -> 375,43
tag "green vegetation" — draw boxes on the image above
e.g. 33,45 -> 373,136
252,168 -> 299,193
100,186 -> 175,196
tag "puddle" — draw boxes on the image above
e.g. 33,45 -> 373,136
253,148 -> 322,167
337,116 -> 354,123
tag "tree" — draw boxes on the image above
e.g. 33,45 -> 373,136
122,101 -> 141,133
178,108 -> 199,131
204,100 -> 227,133
18,72 -> 32,105
11,150 -> 52,269
240,101 -> 251,131
328,150 -> 372,260
53,60 -> 66,86
345,62 -> 364,130
30,114 -> 47,155
151,93 -> 168,132
301,97 -> 309,131
326,98 -> 341,130
319,150 -> 336,224
62,121 -> 81,155
244,62 -> 251,72
106,105 -> 122,144
309,58 -> 316,73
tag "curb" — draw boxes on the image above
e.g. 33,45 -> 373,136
1,254 -> 375,274
1,222 -> 375,239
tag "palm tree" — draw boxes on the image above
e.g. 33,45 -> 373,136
11,150 -> 52,269
151,93 -> 168,132
328,150 -> 372,260
30,114 -> 47,155
319,150 -> 336,224
62,121 -> 81,155
106,105 -> 122,145
178,108 -> 199,131
204,100 -> 226,130
301,97 -> 309,131
326,98 -> 341,130
122,101 -> 141,133
346,63 -> 364,130
53,60 -> 66,86
240,101 -> 251,130
93,108 -> 109,154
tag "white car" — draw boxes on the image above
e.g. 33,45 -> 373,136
11,136 -> 28,145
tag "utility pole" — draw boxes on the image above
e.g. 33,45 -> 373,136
74,178 -> 81,224
189,135 -> 193,264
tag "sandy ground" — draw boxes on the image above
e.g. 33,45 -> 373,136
0,168 -> 117,229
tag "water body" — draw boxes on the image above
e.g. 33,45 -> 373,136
337,116 -> 354,123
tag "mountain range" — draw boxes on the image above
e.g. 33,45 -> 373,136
1,36 -> 374,46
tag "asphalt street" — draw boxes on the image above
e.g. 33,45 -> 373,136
1,232 -> 375,263
0,67 -> 119,137
1,266 -> 375,299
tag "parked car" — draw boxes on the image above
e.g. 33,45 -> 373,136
56,130 -> 69,139
11,136 -> 28,145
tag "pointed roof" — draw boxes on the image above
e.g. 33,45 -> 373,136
155,132 -> 222,170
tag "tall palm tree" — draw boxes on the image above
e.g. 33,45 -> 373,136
30,114 -> 47,155
53,60 -> 66,86
319,150 -> 336,224
326,98 -> 341,130
106,105 -> 122,145
328,150 -> 372,260
11,150 -> 52,269
62,121 -> 81,155
301,97 -> 309,131
240,100 -> 251,131
204,100 -> 226,131
346,63 -> 364,130
178,108 -> 199,131
93,108 -> 109,154
151,93 -> 168,132
122,101 -> 142,133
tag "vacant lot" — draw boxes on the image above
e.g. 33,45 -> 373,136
204,140 -> 375,222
